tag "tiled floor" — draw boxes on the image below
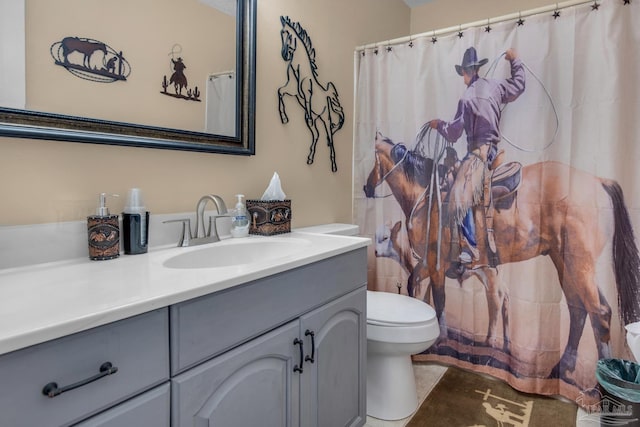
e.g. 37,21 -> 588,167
364,363 -> 601,427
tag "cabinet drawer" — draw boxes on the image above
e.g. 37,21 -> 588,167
74,383 -> 170,427
0,308 -> 169,427
170,248 -> 367,374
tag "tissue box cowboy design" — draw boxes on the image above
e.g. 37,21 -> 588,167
246,199 -> 291,235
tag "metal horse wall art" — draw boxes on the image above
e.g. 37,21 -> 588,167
51,36 -> 131,83
278,16 -> 345,172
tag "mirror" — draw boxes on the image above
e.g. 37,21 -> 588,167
0,0 -> 256,155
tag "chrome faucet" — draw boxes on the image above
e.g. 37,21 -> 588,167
164,194 -> 229,247
195,194 -> 228,240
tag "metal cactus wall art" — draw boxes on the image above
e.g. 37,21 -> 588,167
160,46 -> 201,102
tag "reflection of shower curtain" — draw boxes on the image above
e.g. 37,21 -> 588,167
353,1 -> 640,406
205,71 -> 235,136
0,0 -> 26,109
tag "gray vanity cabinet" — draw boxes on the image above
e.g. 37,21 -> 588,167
171,287 -> 366,427
300,288 -> 366,427
171,320 -> 301,426
74,383 -> 170,427
0,247 -> 367,427
0,309 -> 169,427
169,249 -> 368,427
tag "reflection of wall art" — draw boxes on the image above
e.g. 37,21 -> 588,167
278,16 -> 345,173
50,36 -> 131,83
160,48 -> 201,102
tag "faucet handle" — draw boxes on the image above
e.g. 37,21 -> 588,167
163,218 -> 192,247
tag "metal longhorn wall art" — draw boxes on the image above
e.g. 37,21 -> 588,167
278,16 -> 345,173
160,45 -> 201,102
50,36 -> 131,83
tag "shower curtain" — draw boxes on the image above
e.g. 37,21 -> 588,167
205,71 -> 236,136
353,0 -> 640,406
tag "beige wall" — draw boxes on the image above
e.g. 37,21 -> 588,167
1,0 -> 556,227
0,0 -> 409,226
27,0 -> 235,132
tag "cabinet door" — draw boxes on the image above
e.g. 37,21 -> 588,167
171,321 -> 301,427
300,287 -> 366,427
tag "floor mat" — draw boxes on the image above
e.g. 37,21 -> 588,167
406,366 -> 577,427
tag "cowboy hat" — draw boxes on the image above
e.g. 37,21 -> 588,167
455,47 -> 488,76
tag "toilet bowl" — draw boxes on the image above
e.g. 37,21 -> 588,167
366,290 -> 439,420
295,223 -> 440,420
625,322 -> 640,362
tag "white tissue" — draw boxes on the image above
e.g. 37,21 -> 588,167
261,172 -> 287,200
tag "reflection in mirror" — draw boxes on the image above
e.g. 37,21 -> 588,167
0,0 -> 255,154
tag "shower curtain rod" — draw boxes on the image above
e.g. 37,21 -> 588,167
355,0 -> 594,51
208,70 -> 234,79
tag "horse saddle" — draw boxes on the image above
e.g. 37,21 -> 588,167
490,161 -> 522,210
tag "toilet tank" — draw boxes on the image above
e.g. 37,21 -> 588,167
294,223 -> 360,236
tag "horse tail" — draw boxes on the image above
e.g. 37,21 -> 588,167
602,179 -> 640,325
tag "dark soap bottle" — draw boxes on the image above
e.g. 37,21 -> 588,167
123,188 -> 149,255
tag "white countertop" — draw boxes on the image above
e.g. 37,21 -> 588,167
0,232 -> 370,356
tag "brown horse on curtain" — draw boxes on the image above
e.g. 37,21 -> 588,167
363,130 -> 640,383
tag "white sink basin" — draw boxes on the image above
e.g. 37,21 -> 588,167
162,237 -> 312,269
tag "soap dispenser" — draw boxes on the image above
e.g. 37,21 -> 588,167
231,194 -> 249,238
87,193 -> 120,260
122,188 -> 149,255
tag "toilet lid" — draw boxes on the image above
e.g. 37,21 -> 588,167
367,290 -> 436,326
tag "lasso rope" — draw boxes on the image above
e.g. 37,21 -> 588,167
484,52 -> 559,152
412,125 -> 448,269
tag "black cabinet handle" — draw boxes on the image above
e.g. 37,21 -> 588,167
293,338 -> 304,373
304,329 -> 315,363
42,362 -> 118,398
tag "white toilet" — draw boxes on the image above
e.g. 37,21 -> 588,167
366,290 -> 439,420
626,322 -> 640,362
295,223 -> 441,420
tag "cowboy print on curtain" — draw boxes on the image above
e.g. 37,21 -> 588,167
354,1 -> 640,407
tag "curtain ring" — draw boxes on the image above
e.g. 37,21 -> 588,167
431,30 -> 437,44
517,11 -> 525,26
485,18 -> 492,33
458,24 -> 464,38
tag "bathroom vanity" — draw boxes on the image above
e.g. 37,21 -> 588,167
0,232 -> 368,427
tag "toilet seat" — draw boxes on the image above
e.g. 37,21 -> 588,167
367,290 -> 436,327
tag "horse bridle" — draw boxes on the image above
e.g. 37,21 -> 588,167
369,148 -> 408,198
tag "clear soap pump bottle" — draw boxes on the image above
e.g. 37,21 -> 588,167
231,194 -> 249,238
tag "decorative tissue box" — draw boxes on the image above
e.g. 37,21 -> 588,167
246,199 -> 291,235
